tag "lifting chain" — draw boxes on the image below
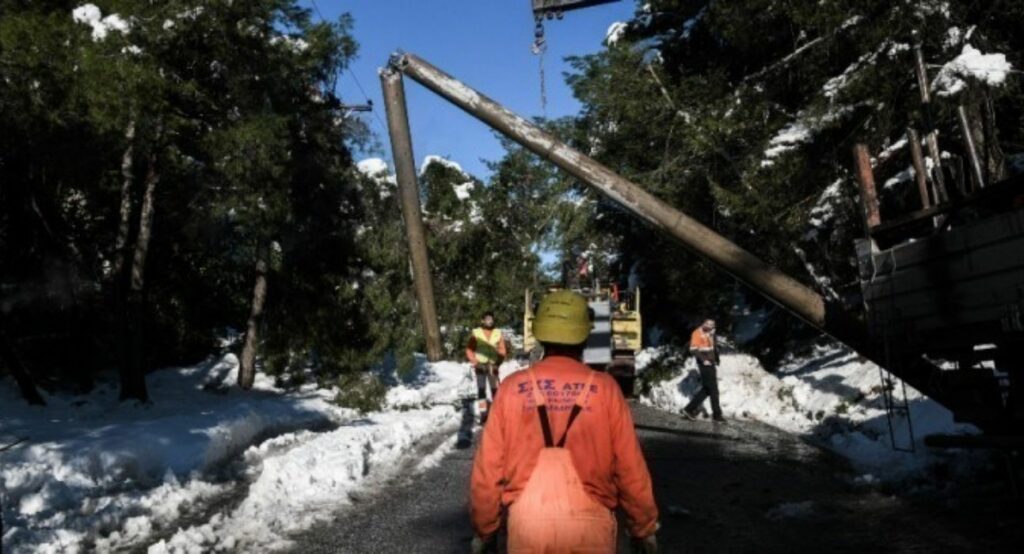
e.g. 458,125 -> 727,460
531,14 -> 546,55
531,13 -> 559,117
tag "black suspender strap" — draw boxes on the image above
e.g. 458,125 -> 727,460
556,404 -> 583,448
537,405 -> 555,448
527,368 -> 555,448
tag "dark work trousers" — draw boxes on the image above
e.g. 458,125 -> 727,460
686,362 -> 722,417
476,365 -> 498,400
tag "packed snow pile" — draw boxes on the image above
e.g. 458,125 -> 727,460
1,354 -> 475,553
639,344 -> 983,481
933,44 -> 1013,97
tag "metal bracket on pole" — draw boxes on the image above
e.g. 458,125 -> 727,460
380,63 -> 444,362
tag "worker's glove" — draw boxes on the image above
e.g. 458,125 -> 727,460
631,534 -> 658,554
470,534 -> 497,554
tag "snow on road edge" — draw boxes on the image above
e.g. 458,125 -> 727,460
638,345 -> 985,482
1,356 -> 475,554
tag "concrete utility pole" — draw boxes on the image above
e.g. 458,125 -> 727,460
387,52 -> 827,331
380,67 -> 444,362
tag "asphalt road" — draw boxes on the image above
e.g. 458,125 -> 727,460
288,402 -> 1023,553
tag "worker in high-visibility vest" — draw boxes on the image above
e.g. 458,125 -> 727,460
683,318 -> 725,422
466,311 -> 507,419
470,291 -> 659,553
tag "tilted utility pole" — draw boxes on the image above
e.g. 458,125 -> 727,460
380,67 -> 444,362
387,52 -> 827,331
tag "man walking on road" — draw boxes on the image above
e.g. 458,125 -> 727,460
469,291 -> 659,553
466,311 -> 507,420
684,319 -> 725,422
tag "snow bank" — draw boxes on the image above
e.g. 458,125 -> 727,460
1,355 -> 472,553
933,44 -> 1013,97
151,407 -> 459,552
386,360 -> 475,408
639,345 -> 983,481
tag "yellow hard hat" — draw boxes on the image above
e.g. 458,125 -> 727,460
532,290 -> 592,345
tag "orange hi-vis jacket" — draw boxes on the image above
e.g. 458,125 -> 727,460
466,327 -> 507,365
469,355 -> 659,539
690,327 -> 715,359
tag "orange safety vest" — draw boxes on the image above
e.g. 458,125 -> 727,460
690,327 -> 714,353
468,327 -> 505,364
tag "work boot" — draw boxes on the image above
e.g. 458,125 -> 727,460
682,408 -> 698,420
712,414 -> 727,423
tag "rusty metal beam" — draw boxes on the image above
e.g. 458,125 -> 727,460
380,67 -> 444,362
853,144 -> 882,231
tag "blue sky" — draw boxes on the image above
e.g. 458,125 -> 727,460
304,1 -> 636,178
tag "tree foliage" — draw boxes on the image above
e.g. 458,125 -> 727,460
563,0 -> 1024,357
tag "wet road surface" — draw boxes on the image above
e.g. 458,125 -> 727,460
288,402 -> 1022,553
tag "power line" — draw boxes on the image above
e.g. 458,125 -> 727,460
308,0 -> 388,134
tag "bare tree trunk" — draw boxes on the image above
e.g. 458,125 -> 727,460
120,154 -> 158,402
111,120 -> 136,280
239,242 -> 269,390
0,318 -> 45,406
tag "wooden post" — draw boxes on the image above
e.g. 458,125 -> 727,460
380,67 -> 444,362
907,128 -> 932,209
914,45 -> 950,204
958,104 -> 987,191
853,144 -> 881,231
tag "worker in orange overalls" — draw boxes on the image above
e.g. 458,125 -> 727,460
469,291 -> 659,553
683,318 -> 724,422
466,311 -> 507,421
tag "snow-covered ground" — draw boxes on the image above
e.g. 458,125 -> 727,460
1,355 -> 476,553
638,344 -> 985,482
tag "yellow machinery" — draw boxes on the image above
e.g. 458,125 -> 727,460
524,286 -> 642,393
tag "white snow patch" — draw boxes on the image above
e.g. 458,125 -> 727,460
269,34 -> 309,53
605,21 -> 628,45
72,4 -> 130,41
762,107 -> 853,167
453,181 -> 475,201
933,44 -> 1013,97
883,165 -> 915,189
420,155 -> 465,177
357,158 -> 396,199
